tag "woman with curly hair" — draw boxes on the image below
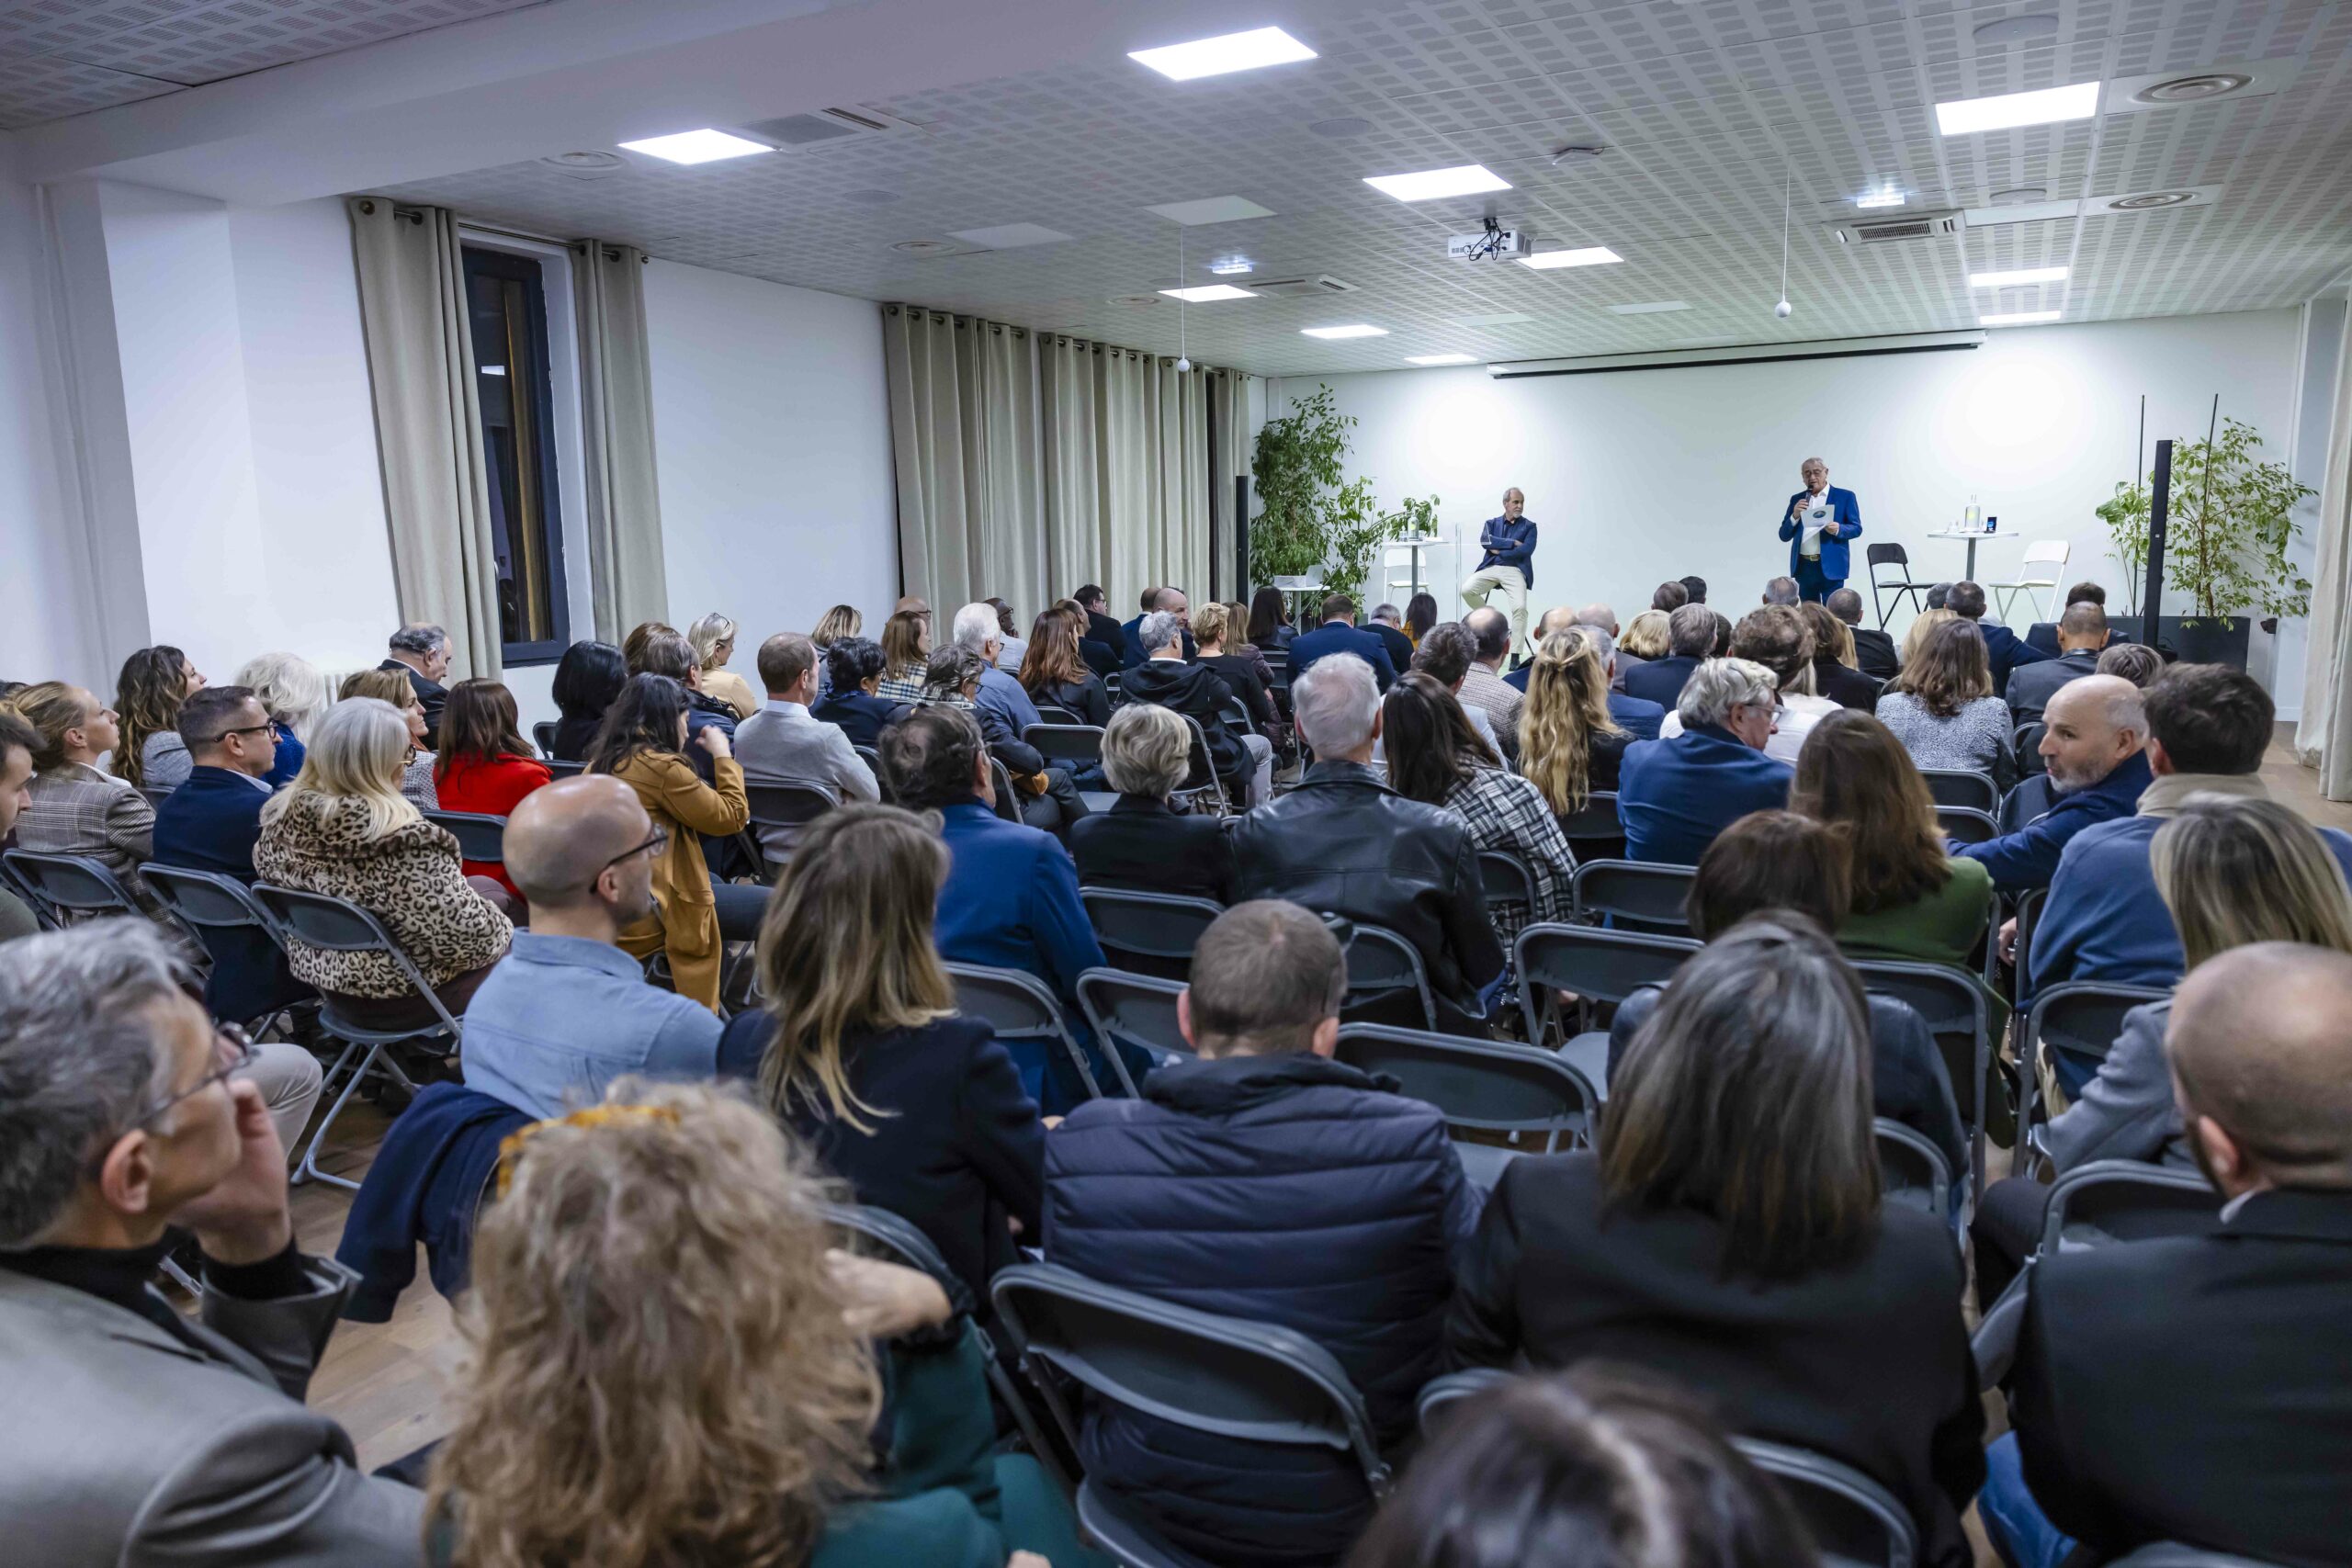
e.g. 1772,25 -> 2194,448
1517,626 -> 1628,813
424,1079 -> 1079,1568
112,645 -> 204,792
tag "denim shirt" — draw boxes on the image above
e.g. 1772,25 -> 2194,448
460,931 -> 724,1119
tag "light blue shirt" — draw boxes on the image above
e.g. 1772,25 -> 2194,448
976,665 -> 1042,735
461,931 -> 725,1120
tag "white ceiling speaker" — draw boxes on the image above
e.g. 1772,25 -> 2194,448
890,238 -> 958,254
2132,72 -> 2253,105
2105,190 -> 2199,210
539,151 -> 620,168
2104,57 -> 2295,116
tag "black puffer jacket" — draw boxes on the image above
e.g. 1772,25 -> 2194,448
1117,657 -> 1246,785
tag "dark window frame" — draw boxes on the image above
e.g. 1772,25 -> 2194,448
462,244 -> 571,667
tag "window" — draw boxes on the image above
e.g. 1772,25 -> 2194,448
462,246 -> 569,664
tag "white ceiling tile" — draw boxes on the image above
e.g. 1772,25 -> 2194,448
1142,194 -> 1279,224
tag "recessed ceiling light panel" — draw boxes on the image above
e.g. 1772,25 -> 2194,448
1159,285 -> 1257,302
1364,164 -> 1511,202
1520,245 -> 1623,270
1971,265 -> 2069,287
1610,300 -> 1690,314
1982,310 -> 2063,325
1129,26 -> 1316,82
618,129 -> 773,164
1855,189 -> 1905,209
1144,195 -> 1277,225
1934,81 -> 2099,135
1407,354 -> 1477,365
1302,323 -> 1387,339
1208,257 -> 1254,276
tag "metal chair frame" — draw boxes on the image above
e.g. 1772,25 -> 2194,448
2,848 -> 146,927
1919,768 -> 1998,815
421,808 -> 507,863
1334,1021 -> 1599,1189
1867,542 -> 1928,628
1512,921 -> 1699,1048
1569,858 -> 1696,935
1934,805 -> 1998,845
1337,920 -> 1439,1032
1851,958 -> 1992,1193
2011,981 -> 2171,1176
1075,966 -> 1193,1070
944,961 -> 1131,1099
1079,886 -> 1225,981
1874,1117 -> 1957,1239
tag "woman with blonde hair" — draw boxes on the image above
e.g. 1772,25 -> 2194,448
876,609 -> 932,703
1193,601 -> 1283,741
1619,607 -> 1672,661
254,696 -> 512,1029
1518,626 -> 1629,814
1876,615 -> 2015,789
686,612 -> 759,719
233,649 -> 329,787
337,666 -> 439,807
8,680 -> 163,913
1896,606 -> 1960,669
811,604 -> 864,698
718,806 -> 1042,1302
425,1079 -> 1079,1568
113,645 -> 204,792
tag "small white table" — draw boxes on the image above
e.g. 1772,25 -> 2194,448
1925,526 -> 2018,582
1268,576 -> 1327,628
1383,536 -> 1443,602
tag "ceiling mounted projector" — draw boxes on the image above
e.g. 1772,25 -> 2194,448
1450,218 -> 1532,261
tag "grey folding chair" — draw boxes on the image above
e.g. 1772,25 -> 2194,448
1335,1021 -> 1598,1190
422,809 -> 506,863
530,720 -> 558,755
1080,886 -> 1224,981
944,961 -> 1129,1099
1476,848 -> 1537,922
252,883 -> 463,1190
990,1262 -> 1391,1568
1866,542 -> 1927,628
2011,981 -> 2170,1176
1918,768 -> 1998,814
1034,703 -> 1085,727
1555,789 -> 1624,863
988,759 -> 1023,823
1998,773 -> 2057,833
1934,805 -> 1998,846
1570,858 -> 1695,936
1023,723 -> 1107,771
1874,1118 -> 1956,1239
0,855 -> 59,930
544,758 -> 586,779
142,864 -> 306,1031
1337,921 -> 1438,1032
3,849 -> 145,926
1076,967 -> 1192,1071
1736,1438 -> 1918,1568
743,777 -> 839,874
1852,958 -> 1992,1192
1513,920 -> 1700,1053
1170,713 -> 1230,817
1216,695 -> 1254,736
1415,1366 -> 1512,1437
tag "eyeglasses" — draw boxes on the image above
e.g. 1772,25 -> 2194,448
220,723 -> 276,739
137,1023 -> 257,1128
590,827 -> 669,883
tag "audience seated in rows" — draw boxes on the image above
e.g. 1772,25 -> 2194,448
1800,599 -> 1882,711
1447,915 -> 1984,1568
686,611 -> 760,719
1076,582 -> 1131,669
1509,608 -> 1667,741
1288,593 -> 1398,691
2032,662 -> 2352,998
1828,586 -> 1901,680
1068,703 -> 1238,904
1517,626 -> 1631,815
881,705 -> 1106,1112
546,637 -> 626,761
1947,579 -> 2051,694
584,672 -> 753,1012
721,805 -> 1043,1304
0,709 -> 39,940
1120,585 -> 1196,666
336,667 -> 440,807
431,679 -> 550,899
0,919 -> 425,1562
1876,615 -> 2018,790
876,606 -> 932,701
1017,604 -> 1111,725
1615,658 -> 1792,865
1620,602 -> 1715,710
812,636 -> 909,749
1046,899 -> 1477,1567
919,647 -> 1089,836
1384,672 -> 1573,939
1363,602 -> 1417,672
734,630 -> 878,868
1192,602 -> 1282,741
1958,674 -> 2149,895
2007,600 -> 2109,723
459,775 -> 722,1121
113,645 -> 204,793
1396,621 -> 1507,759
1658,604 -> 1831,764
2023,579 -> 2127,657
1121,610 -> 1272,806
1990,942 -> 2352,1568
809,602 -> 864,697
426,1079 -> 1090,1568
234,651 -> 328,789
1606,811 -> 1966,1179
1973,795 -> 2352,1300
11,680 -> 164,914
1351,1368 -> 1821,1568
379,621 -> 450,745
2097,639 -> 2163,687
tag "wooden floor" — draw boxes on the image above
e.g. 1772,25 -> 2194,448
272,735 -> 2346,1553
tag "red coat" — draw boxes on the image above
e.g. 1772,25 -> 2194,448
432,752 -> 551,897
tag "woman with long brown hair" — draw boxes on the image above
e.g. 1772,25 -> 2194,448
1877,616 -> 2016,788
434,679 -> 551,898
1518,626 -> 1628,813
1385,671 -> 1572,938
718,805 -> 1042,1302
876,609 -> 932,702
1017,606 -> 1109,725
113,645 -> 204,792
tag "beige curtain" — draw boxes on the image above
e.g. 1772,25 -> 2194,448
2297,299 -> 2352,795
574,241 -> 670,641
345,197 -> 502,680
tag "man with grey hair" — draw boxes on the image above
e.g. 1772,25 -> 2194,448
1365,603 -> 1417,672
1622,601 -> 1719,710
950,600 -> 1042,737
1826,586 -> 1898,680
1120,610 -> 1273,806
1230,654 -> 1504,1032
1456,605 -> 1525,748
1069,704 -> 1238,902
0,920 -> 425,1562
1960,673 -> 2151,897
379,621 -> 450,745
1044,897 -> 1479,1563
1616,656 -> 1793,864
1763,575 -> 1802,606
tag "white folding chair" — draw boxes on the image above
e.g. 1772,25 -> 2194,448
1990,539 -> 2069,623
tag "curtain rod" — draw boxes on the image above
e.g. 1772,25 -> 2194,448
363,199 -> 647,262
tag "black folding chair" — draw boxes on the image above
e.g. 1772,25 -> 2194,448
0,855 -> 58,930
1035,703 -> 1086,727
422,809 -> 506,863
1918,768 -> 1997,814
1216,695 -> 1254,737
1738,1437 -> 1920,1568
1080,886 -> 1223,981
1998,773 -> 2057,833
1512,922 -> 1699,1095
1934,805 -> 1998,845
991,1263 -> 1390,1568
1337,921 -> 1437,1032
544,758 -> 587,779
1023,723 -> 1107,771
1076,967 -> 1191,1070
1477,849 -> 1537,924
1570,858 -> 1695,936
2,849 -> 144,926
2011,981 -> 2170,1176
2012,721 -> 2048,777
944,961 -> 1130,1099
988,759 -> 1023,823
742,777 -> 839,874
530,720 -> 558,755
1867,542 -> 1927,628
854,744 -> 891,802
252,883 -> 463,1191
1170,713 -> 1230,817
1335,1022 -> 1598,1190
1555,789 -> 1624,863
142,864 -> 308,1031
1874,1118 -> 1956,1239
1853,958 -> 1992,1192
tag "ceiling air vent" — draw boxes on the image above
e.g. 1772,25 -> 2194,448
736,106 -> 921,148
1829,209 -> 1964,244
1252,275 -> 1358,298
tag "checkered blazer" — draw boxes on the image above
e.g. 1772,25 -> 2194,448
17,762 -> 163,912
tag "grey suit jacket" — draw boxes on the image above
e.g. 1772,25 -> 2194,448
2041,999 -> 2193,1172
19,761 -> 162,911
0,1254 -> 425,1566
2006,649 -> 2099,725
733,700 -> 880,858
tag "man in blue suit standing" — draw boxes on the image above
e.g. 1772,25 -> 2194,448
1777,456 -> 1861,604
1288,594 -> 1398,691
1460,486 -> 1538,656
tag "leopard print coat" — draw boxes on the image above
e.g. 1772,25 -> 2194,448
254,791 -> 512,998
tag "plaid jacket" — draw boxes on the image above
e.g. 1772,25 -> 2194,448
18,763 -> 164,913
1457,666 -> 1526,761
1442,766 -> 1575,941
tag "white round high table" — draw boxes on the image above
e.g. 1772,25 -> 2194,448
1923,526 -> 2018,583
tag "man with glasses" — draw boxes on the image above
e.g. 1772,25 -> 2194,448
458,774 -> 726,1120
0,919 -> 425,1562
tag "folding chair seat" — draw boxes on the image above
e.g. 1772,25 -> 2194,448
1080,886 -> 1223,981
544,758 -> 586,779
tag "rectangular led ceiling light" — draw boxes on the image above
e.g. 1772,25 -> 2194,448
1521,245 -> 1623,270
1145,195 -> 1277,225
1455,311 -> 1534,326
1159,285 -> 1257,302
1856,190 -> 1905,209
1407,354 -> 1477,365
1982,310 -> 2063,325
1609,300 -> 1690,314
1364,164 -> 1511,202
1129,26 -> 1317,81
1935,81 -> 2099,135
1302,323 -> 1387,339
1971,265 -> 2069,288
618,129 -> 772,164
945,223 -> 1075,249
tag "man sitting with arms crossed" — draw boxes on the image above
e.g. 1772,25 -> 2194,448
1046,899 -> 1477,1568
460,775 -> 723,1120
0,920 -> 424,1562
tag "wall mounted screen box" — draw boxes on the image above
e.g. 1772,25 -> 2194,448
1489,330 -> 1987,379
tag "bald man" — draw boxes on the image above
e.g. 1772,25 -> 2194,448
1988,943 -> 2352,1568
1960,674 -> 2152,897
458,775 -> 727,1119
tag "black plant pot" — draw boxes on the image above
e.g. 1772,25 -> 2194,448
2154,615 -> 2252,669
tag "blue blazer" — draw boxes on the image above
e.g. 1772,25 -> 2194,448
151,766 -> 310,1024
1616,725 -> 1794,865
1286,620 -> 1398,691
1778,486 -> 1862,581
1474,515 -> 1539,590
1956,751 -> 2150,894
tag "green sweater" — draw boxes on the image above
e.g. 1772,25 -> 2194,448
1838,854 -> 2009,1036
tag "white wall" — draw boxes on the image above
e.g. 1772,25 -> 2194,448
643,260 -> 899,681
1276,309 -> 2307,686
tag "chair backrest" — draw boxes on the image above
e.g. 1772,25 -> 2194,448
1338,921 -> 1437,1032
1866,542 -> 1910,569
2039,1157 -> 2221,1253
1513,922 -> 1699,1044
854,744 -> 891,801
818,1200 -> 972,1315
990,1262 -> 1390,1494
1852,958 -> 1988,1186
544,758 -> 587,779
1075,967 -> 1192,1069
2018,538 -> 2071,571
1,850 -> 142,919
1570,858 -> 1695,935
1477,850 -> 1536,916
1023,723 -> 1107,768
143,863 -> 277,934
0,857 -> 57,930
1554,790 -> 1623,860
251,882 -> 459,1037
2013,981 -> 2170,1173
1334,1021 -> 1597,1152
944,961 -> 1120,1098
1080,886 -> 1224,981
422,809 -> 507,863
1736,1437 -> 1918,1568
1035,702 -> 1085,727
1216,695 -> 1252,735
988,759 -> 1022,823
1918,768 -> 1997,814
1934,805 -> 1997,845
1170,712 -> 1227,810
1998,772 -> 2055,832
530,720 -> 558,754
744,778 -> 839,829
1873,1118 -> 1953,1231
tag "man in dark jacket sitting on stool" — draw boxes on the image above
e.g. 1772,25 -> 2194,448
1045,899 -> 1479,1568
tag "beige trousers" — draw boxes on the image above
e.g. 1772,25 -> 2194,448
1460,563 -> 1530,652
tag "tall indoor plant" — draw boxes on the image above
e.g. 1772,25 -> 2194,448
1251,385 -> 1437,604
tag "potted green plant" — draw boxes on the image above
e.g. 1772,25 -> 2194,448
1251,385 -> 1438,605
2096,416 -> 2313,668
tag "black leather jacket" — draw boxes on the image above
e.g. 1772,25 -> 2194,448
1228,760 -> 1503,1021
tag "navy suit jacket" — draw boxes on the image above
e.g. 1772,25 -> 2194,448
1474,514 -> 1539,590
1973,620 -> 2052,694
151,766 -> 310,1023
1621,654 -> 1703,711
1288,620 -> 1398,691
1616,725 -> 1794,865
1121,615 -> 1197,667
1778,486 -> 1862,581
